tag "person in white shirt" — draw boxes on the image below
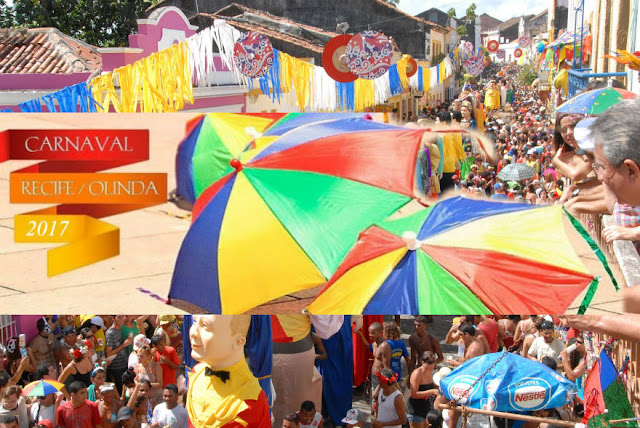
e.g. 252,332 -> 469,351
527,321 -> 565,368
150,384 -> 188,428
372,368 -> 406,428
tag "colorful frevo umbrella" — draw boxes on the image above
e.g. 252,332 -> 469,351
169,117 -> 426,313
556,86 -> 637,115
439,352 -> 576,412
307,196 -> 617,314
583,349 -> 636,428
175,113 -> 284,204
22,379 -> 65,397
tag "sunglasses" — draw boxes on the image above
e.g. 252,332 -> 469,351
576,340 -> 584,344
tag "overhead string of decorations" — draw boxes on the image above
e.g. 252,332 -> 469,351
5,20 -> 457,113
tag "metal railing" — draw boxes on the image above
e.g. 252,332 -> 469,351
567,69 -> 629,98
580,213 -> 640,290
592,331 -> 640,417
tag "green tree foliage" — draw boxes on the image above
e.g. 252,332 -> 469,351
447,8 -> 456,18
518,63 -> 538,86
11,0 -> 153,47
0,0 -> 14,27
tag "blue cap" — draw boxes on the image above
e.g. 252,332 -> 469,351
494,183 -> 502,190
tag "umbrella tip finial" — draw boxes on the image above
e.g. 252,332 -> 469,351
401,231 -> 422,251
230,159 -> 243,172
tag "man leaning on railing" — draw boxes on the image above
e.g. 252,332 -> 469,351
562,97 -> 640,342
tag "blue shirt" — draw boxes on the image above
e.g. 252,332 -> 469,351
386,339 -> 408,379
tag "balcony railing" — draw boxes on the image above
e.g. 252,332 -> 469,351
580,213 -> 640,290
591,330 -> 640,416
567,69 -> 628,98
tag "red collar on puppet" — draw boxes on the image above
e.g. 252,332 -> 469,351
376,371 -> 398,385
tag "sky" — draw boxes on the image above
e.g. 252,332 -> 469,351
397,0 -> 548,22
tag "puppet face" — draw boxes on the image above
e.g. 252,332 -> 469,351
190,315 -> 245,368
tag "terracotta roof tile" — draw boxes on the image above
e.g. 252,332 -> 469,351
0,27 -> 101,74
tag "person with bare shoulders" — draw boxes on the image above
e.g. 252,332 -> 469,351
521,317 -> 544,359
407,352 -> 440,428
448,324 -> 484,367
98,383 -> 122,428
513,316 -> 536,344
409,317 -> 443,367
356,322 -> 389,403
445,317 -> 490,355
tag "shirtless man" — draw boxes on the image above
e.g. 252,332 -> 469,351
448,323 -> 484,367
357,322 -> 390,402
445,316 -> 490,355
29,318 -> 57,374
409,316 -> 443,367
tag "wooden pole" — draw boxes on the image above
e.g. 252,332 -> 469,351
435,403 -> 577,427
609,417 -> 640,424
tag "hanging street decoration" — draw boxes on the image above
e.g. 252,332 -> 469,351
345,31 -> 394,79
233,31 -> 275,78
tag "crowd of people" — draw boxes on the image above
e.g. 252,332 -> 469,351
349,315 -> 593,428
411,63 -> 640,255
0,316 -> 187,428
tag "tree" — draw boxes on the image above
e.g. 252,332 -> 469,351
12,0 -> 153,47
0,0 -> 14,28
449,3 -> 477,39
518,63 -> 538,86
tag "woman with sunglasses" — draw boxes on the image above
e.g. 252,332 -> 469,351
406,352 -> 440,428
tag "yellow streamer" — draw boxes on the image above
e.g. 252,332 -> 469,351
90,40 -> 194,114
397,55 -> 410,90
354,78 -> 375,111
423,67 -> 431,92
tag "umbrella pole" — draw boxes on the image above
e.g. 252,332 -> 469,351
436,403 -> 576,427
609,417 -> 640,424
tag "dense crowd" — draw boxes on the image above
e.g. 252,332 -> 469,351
348,315 -> 591,428
0,316 -> 187,428
412,63 -> 640,254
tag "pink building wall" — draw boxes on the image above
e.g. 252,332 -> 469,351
13,315 -> 42,343
0,73 -> 92,90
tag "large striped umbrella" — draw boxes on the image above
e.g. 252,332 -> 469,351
22,380 -> 65,397
307,196 -> 616,314
557,87 -> 637,115
169,118 -> 426,314
175,113 -> 283,204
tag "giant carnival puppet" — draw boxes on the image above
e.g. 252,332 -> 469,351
186,315 -> 271,428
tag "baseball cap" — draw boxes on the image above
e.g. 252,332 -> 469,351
433,367 -> 452,386
133,334 -> 151,351
493,183 -> 502,190
62,326 -> 76,336
117,407 -> 134,422
342,409 -> 366,425
90,316 -> 106,330
37,420 -> 54,428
